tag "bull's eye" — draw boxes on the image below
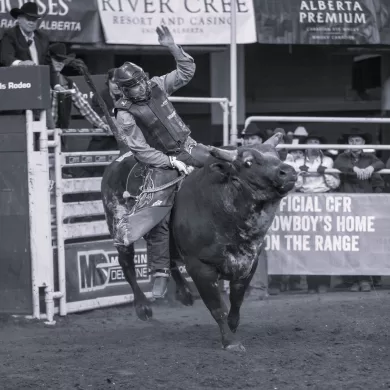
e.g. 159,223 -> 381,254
244,160 -> 252,168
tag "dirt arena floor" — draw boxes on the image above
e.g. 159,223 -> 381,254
1,291 -> 390,390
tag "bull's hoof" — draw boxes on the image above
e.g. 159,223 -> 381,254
135,303 -> 153,321
224,342 -> 246,352
227,314 -> 240,333
175,286 -> 194,306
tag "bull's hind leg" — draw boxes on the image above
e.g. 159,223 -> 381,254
118,245 -> 152,321
186,258 -> 245,352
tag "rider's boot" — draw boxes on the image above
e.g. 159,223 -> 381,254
152,269 -> 170,298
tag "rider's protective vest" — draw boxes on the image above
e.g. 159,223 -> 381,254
115,81 -> 191,155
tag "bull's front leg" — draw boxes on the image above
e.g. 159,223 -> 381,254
228,257 -> 259,333
186,258 -> 245,352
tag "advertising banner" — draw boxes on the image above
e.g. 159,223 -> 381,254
266,193 -> 390,276
0,0 -> 103,43
254,0 -> 390,45
97,0 -> 257,45
65,238 -> 192,305
65,239 -> 151,303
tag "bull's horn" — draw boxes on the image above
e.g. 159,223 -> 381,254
264,132 -> 284,147
209,146 -> 238,162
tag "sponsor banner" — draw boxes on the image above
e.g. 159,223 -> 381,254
65,239 -> 192,303
65,239 -> 151,303
255,0 -> 390,45
0,65 -> 50,110
97,0 -> 257,45
0,0 -> 103,43
266,193 -> 390,275
64,153 -> 118,166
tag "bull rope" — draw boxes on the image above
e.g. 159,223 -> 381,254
66,58 -> 118,136
123,168 -> 186,200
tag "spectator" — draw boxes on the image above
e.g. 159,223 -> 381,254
48,43 -> 110,133
292,132 -> 340,294
86,68 -> 120,152
334,127 -> 385,292
0,2 -> 55,128
290,126 -> 308,162
241,123 -> 266,147
334,128 -> 384,194
0,2 -> 49,67
293,133 -> 340,194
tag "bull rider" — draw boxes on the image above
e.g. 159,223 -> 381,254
110,25 -> 235,299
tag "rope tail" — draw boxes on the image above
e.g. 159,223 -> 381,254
66,58 -> 117,136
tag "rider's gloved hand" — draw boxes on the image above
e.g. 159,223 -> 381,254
169,156 -> 189,175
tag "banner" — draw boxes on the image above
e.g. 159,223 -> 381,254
64,239 -> 191,304
97,0 -> 257,45
266,193 -> 390,275
254,0 -> 390,45
0,0 -> 103,43
65,239 -> 151,303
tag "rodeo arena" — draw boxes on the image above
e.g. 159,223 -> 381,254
4,1 -> 390,390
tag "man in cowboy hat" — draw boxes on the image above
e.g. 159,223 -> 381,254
48,43 -> 109,133
241,123 -> 267,147
334,127 -> 384,292
0,2 -> 50,67
334,128 -> 384,192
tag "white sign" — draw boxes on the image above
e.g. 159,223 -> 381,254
97,0 -> 257,45
0,81 -> 31,90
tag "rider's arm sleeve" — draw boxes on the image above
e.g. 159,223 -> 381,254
154,46 -> 195,96
116,111 -> 171,168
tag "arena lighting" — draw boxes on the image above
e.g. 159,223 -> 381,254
230,0 -> 238,146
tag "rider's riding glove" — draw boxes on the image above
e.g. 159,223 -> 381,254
169,156 -> 189,175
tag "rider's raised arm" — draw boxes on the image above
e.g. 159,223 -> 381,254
116,110 -> 171,168
156,46 -> 196,96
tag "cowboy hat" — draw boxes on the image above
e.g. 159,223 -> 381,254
10,2 -> 41,19
339,127 -> 372,144
48,43 -> 76,62
305,131 -> 327,144
241,123 -> 267,140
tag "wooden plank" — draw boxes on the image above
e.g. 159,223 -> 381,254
63,220 -> 109,240
62,178 -> 102,194
63,201 -> 104,219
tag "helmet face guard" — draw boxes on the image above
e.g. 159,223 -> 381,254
114,62 -> 151,102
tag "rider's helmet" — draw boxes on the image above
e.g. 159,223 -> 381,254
113,62 -> 151,103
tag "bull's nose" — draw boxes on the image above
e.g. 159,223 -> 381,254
278,166 -> 293,178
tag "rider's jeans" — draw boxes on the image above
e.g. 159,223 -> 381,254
145,212 -> 171,272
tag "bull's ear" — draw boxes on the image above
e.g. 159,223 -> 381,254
264,132 -> 284,147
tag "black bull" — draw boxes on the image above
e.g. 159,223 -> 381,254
101,134 -> 297,351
